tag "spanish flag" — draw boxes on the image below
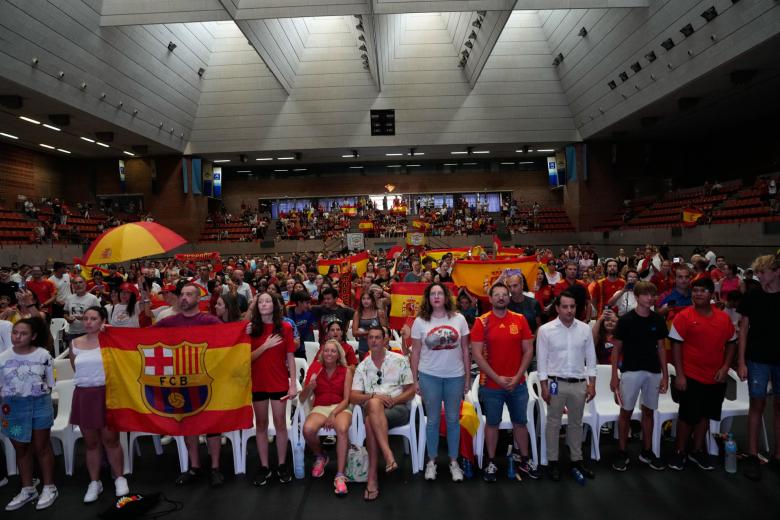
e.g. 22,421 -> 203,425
73,258 -> 110,281
426,248 -> 471,263
388,282 -> 457,328
358,221 -> 374,231
341,205 -> 357,217
452,257 -> 540,297
412,219 -> 431,231
439,401 -> 480,461
101,322 -> 253,435
317,251 -> 369,277
682,207 -> 703,227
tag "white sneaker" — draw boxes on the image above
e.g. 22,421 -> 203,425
114,476 -> 129,497
424,460 -> 437,481
5,487 -> 38,511
449,460 -> 464,482
84,481 -> 103,503
36,485 -> 58,510
0,477 -> 8,488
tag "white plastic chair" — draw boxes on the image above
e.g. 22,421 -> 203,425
49,379 -> 82,475
589,364 -> 642,461
385,395 -> 424,473
1,432 -> 16,476
292,388 -> 364,451
345,321 -> 355,341
391,329 -> 401,342
346,340 -> 359,352
304,341 -> 320,365
313,329 -> 319,343
49,318 -> 69,357
652,364 -> 678,457
53,358 -> 74,382
126,432 -> 186,473
707,369 -> 769,456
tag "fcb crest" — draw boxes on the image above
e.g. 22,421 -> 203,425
137,342 -> 213,421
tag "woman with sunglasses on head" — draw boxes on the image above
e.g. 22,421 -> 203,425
410,283 -> 471,482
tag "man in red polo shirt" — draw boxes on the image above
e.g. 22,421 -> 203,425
554,261 -> 591,322
26,265 -> 57,315
668,277 -> 736,472
470,283 -> 537,482
590,259 -> 625,318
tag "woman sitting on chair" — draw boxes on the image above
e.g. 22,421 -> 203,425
299,339 -> 353,496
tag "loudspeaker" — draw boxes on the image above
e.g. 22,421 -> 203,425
261,240 -> 275,248
763,221 -> 780,234
671,227 -> 683,237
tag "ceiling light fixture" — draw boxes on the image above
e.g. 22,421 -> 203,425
472,150 -> 490,154
274,169 -> 289,172
578,27 -> 588,37
701,6 -> 718,22
407,164 -> 421,167
450,151 -> 468,155
57,148 -> 71,154
443,163 -> 457,166
96,142 -> 110,148
19,116 -> 41,124
42,124 -> 60,131
40,144 -> 55,149
464,40 -> 473,49
293,168 -> 307,171
386,165 -> 401,168
167,41 -> 177,51
472,19 -> 482,29
123,151 -> 135,156
80,137 -> 95,143
661,38 -> 675,51
213,159 -> 230,163
237,170 -> 251,173
349,166 -> 364,169
277,156 -> 295,160
500,162 -> 515,165
385,153 -> 403,156
608,80 -> 617,89
645,51 -> 657,62
680,24 -> 694,38
537,148 -> 555,152
0,132 -> 18,139
255,157 -> 273,161
463,162 -> 477,165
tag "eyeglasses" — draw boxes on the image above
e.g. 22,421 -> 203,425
375,370 -> 382,386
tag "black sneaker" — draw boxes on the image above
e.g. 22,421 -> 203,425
277,463 -> 292,484
668,452 -> 686,471
209,469 -> 225,488
573,462 -> 595,479
612,451 -> 630,472
743,455 -> 761,482
516,457 -> 541,480
482,461 -> 498,483
548,461 -> 561,482
253,466 -> 272,486
638,450 -> 666,471
175,468 -> 201,486
688,451 -> 715,471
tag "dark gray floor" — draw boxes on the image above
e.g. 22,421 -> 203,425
1,416 -> 779,520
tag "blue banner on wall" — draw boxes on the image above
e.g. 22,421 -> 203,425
192,158 -> 202,195
181,158 -> 189,194
213,167 -> 222,198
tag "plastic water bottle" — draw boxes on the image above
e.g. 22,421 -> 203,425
506,445 -> 516,480
293,441 -> 305,479
571,467 -> 586,486
462,457 -> 474,479
725,433 -> 738,474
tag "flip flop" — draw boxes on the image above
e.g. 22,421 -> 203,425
364,488 -> 380,501
385,460 -> 398,474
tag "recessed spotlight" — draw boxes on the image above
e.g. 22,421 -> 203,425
661,38 -> 675,51
96,142 -> 109,148
57,148 -> 71,154
274,169 -> 289,172
213,159 -> 230,163
500,162 -> 515,165
277,156 -> 295,160
407,152 -> 425,156
123,151 -> 135,156
385,153 -> 403,156
608,80 -> 617,89
255,158 -> 273,161
630,62 -> 642,73
40,144 -> 55,149
619,71 -> 629,82
680,24 -> 694,38
80,137 -> 95,143
42,124 -> 61,131
0,133 -> 18,139
578,27 -> 588,37
450,151 -> 468,155
19,116 -> 41,124
701,6 -> 718,22
645,51 -> 657,62
341,154 -> 354,158
472,150 -> 490,154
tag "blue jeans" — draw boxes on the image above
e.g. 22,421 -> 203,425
418,372 -> 464,460
747,361 -> 780,398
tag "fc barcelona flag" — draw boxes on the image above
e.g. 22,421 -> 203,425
389,282 -> 457,329
100,322 -> 253,435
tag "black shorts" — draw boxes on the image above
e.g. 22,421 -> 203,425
252,391 -> 287,402
676,378 -> 726,425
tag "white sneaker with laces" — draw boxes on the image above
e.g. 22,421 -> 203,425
84,481 -> 103,503
449,460 -> 464,482
424,460 -> 437,481
114,476 -> 129,497
36,485 -> 58,510
5,487 -> 38,511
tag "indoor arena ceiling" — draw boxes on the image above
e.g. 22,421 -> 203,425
0,0 -> 778,161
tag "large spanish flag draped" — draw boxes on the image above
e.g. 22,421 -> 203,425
388,282 -> 457,328
452,256 -> 540,297
682,207 -> 703,227
317,251 -> 369,277
101,322 -> 253,435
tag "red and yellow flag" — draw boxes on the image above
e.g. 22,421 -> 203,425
425,248 -> 471,263
358,221 -> 374,231
388,282 -> 457,328
452,257 -> 540,297
412,219 -> 431,231
682,207 -> 703,227
317,251 -> 369,277
100,322 -> 253,435
341,205 -> 357,217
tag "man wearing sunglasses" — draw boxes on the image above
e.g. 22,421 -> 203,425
351,326 -> 415,501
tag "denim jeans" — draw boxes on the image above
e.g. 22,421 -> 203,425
418,371 -> 464,460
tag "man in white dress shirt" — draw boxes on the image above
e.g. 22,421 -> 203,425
537,291 -> 598,482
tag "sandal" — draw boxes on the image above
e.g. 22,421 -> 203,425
363,487 -> 380,501
334,475 -> 348,496
385,460 -> 398,474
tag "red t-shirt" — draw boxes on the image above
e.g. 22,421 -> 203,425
650,273 -> 674,296
311,341 -> 359,368
304,364 -> 348,407
470,310 -> 533,389
589,278 -> 626,316
669,306 -> 736,384
250,321 -> 296,392
26,279 -> 57,311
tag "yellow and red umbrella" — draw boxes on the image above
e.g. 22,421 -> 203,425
81,222 -> 187,265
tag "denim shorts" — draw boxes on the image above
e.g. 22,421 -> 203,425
747,361 -> 780,398
478,383 -> 529,426
1,394 -> 54,443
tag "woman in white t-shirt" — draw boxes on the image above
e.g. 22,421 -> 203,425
411,283 -> 470,482
105,283 -> 149,328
